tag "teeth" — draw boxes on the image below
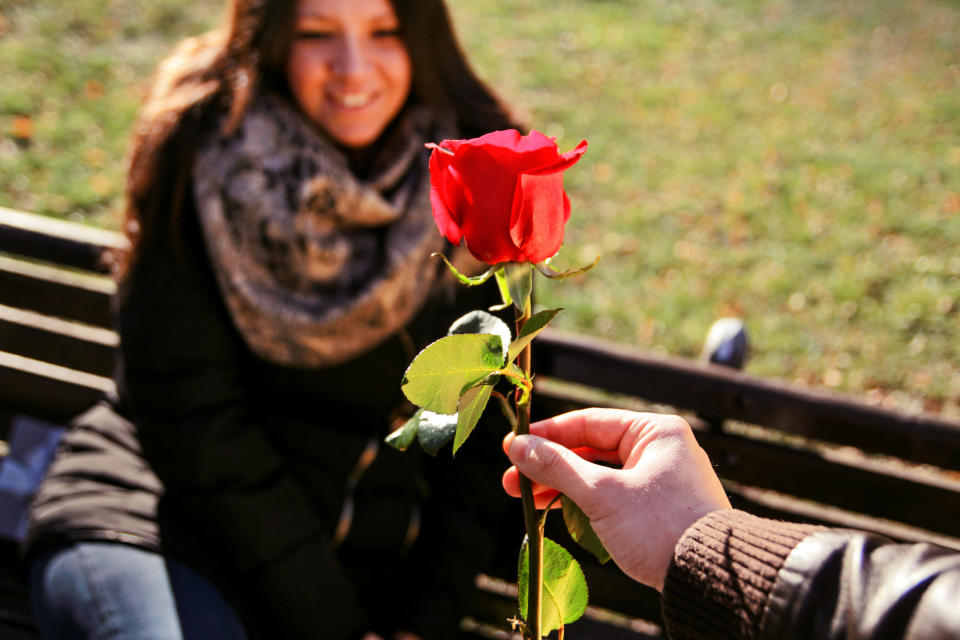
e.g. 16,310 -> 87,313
333,93 -> 373,108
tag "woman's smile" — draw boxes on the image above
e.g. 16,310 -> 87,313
328,90 -> 377,110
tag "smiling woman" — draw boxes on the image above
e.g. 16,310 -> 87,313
286,0 -> 413,149
22,0 -> 521,639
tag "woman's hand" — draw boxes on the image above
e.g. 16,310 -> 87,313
502,409 -> 731,591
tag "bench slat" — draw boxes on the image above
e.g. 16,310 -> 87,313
0,304 -> 116,377
0,256 -> 114,329
0,611 -> 36,640
535,384 -> 960,539
0,352 -> 111,422
725,482 -> 960,551
701,429 -> 960,538
0,207 -> 124,275
536,332 -> 960,470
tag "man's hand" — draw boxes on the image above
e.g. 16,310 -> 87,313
503,409 -> 731,591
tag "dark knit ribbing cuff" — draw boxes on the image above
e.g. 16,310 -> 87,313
661,509 -> 823,640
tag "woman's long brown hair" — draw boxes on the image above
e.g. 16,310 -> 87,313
120,0 -> 517,278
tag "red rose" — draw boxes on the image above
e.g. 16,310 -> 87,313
428,129 -> 588,265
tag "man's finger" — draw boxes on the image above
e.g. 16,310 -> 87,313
505,431 -> 619,466
529,408 -> 649,454
571,446 -> 622,465
502,467 -> 564,498
507,434 -> 611,509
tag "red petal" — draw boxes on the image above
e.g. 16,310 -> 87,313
429,187 -> 461,245
509,171 -> 567,263
526,139 -> 588,176
453,143 -> 526,264
428,145 -> 463,244
460,129 -> 559,174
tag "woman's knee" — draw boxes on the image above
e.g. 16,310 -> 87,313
29,542 -> 247,640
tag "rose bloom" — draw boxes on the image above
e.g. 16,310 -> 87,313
428,130 -> 587,265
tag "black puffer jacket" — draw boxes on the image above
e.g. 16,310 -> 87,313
26,198 -> 512,640
662,509 -> 960,639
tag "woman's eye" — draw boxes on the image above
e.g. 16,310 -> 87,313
297,30 -> 335,41
373,28 -> 401,38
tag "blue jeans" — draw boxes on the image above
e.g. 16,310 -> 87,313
29,542 -> 249,640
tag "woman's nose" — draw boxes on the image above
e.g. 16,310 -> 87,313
330,34 -> 373,78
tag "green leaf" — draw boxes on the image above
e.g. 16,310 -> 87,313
503,362 -> 531,404
452,383 -> 493,455
504,362 -> 529,388
505,262 -> 533,312
493,268 -> 513,310
416,410 -> 458,456
533,255 -> 600,280
385,409 -> 422,451
518,536 -> 589,636
508,308 -> 561,362
433,252 -> 495,286
401,334 -> 505,414
562,496 -> 611,564
448,310 -> 512,362
517,537 -> 531,621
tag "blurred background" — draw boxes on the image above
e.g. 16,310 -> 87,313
0,0 -> 957,417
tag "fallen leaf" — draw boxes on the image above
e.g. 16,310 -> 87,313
12,116 -> 33,141
944,194 -> 960,214
84,80 -> 105,100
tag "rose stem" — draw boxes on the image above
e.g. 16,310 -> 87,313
515,304 -> 542,640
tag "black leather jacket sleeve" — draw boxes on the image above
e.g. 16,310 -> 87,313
662,509 -> 960,640
760,529 -> 960,639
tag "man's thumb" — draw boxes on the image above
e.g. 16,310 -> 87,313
508,434 -> 602,509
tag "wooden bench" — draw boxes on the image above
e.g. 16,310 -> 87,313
2,205 -> 960,639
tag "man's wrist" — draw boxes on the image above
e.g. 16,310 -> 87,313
661,509 -> 822,640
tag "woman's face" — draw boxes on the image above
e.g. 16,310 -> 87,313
286,0 -> 412,149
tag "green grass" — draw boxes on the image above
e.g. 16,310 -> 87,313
0,0 -> 221,225
2,0 -> 958,417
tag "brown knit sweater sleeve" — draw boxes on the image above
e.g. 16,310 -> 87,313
661,509 -> 824,640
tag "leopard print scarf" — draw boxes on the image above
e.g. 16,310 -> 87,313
192,93 -> 452,368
